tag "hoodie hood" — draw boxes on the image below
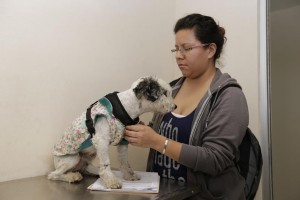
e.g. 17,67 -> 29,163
209,68 -> 242,95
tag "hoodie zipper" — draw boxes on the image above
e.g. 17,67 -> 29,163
189,91 -> 213,144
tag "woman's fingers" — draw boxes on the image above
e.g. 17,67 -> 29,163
125,124 -> 156,148
126,124 -> 138,131
125,135 -> 137,143
126,124 -> 146,132
125,125 -> 144,145
125,130 -> 137,138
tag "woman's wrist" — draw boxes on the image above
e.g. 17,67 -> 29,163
162,138 -> 169,154
152,134 -> 166,152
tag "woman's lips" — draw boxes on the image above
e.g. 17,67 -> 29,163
178,64 -> 187,69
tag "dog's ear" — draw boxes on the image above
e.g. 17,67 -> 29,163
133,77 -> 166,102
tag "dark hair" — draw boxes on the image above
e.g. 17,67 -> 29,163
174,13 -> 226,62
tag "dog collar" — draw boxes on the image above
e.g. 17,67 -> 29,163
105,92 -> 140,126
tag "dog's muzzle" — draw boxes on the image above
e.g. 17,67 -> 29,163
170,104 -> 177,111
173,104 -> 177,110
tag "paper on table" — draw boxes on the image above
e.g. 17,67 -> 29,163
87,171 -> 160,194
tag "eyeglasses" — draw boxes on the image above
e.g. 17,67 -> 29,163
171,43 -> 210,55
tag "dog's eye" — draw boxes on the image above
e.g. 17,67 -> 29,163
163,91 -> 167,96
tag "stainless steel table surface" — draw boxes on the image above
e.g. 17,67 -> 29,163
0,175 -> 200,200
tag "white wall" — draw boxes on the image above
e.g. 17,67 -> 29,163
0,1 -> 261,199
0,0 -> 175,182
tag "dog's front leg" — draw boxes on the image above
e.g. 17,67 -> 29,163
117,144 -> 140,181
93,118 -> 122,189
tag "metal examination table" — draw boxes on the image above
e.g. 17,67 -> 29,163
0,175 -> 200,200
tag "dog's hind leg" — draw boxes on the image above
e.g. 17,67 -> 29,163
117,144 -> 140,181
93,118 -> 122,189
47,154 -> 83,183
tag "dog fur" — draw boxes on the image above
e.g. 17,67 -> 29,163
48,76 -> 176,188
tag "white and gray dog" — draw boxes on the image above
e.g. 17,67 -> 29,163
48,76 -> 176,189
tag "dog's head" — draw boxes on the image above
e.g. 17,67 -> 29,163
132,76 -> 177,114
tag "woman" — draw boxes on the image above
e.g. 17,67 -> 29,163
125,13 -> 248,200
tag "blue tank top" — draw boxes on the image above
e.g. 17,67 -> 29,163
152,110 -> 194,182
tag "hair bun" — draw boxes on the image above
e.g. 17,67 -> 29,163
218,26 -> 226,37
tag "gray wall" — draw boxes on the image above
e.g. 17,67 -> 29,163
270,1 -> 300,199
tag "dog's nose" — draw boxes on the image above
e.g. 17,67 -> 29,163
173,104 -> 177,110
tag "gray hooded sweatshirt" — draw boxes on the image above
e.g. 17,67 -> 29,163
147,69 -> 249,200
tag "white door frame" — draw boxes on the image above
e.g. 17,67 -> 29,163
259,0 -> 273,199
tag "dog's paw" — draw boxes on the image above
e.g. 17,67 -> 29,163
123,171 -> 141,181
64,172 -> 83,183
102,177 -> 122,189
47,172 -> 57,180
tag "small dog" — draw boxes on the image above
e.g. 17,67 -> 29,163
48,76 -> 176,189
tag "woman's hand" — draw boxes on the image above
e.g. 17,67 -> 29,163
125,124 -> 164,150
125,124 -> 182,161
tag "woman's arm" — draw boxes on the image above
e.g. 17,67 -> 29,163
179,87 -> 249,175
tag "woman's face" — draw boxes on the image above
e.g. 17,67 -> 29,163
174,29 -> 213,79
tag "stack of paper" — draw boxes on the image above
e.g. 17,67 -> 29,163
87,171 -> 160,194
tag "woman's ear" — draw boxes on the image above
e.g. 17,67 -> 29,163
207,43 -> 217,59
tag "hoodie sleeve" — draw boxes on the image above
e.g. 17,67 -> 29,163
178,86 -> 249,176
